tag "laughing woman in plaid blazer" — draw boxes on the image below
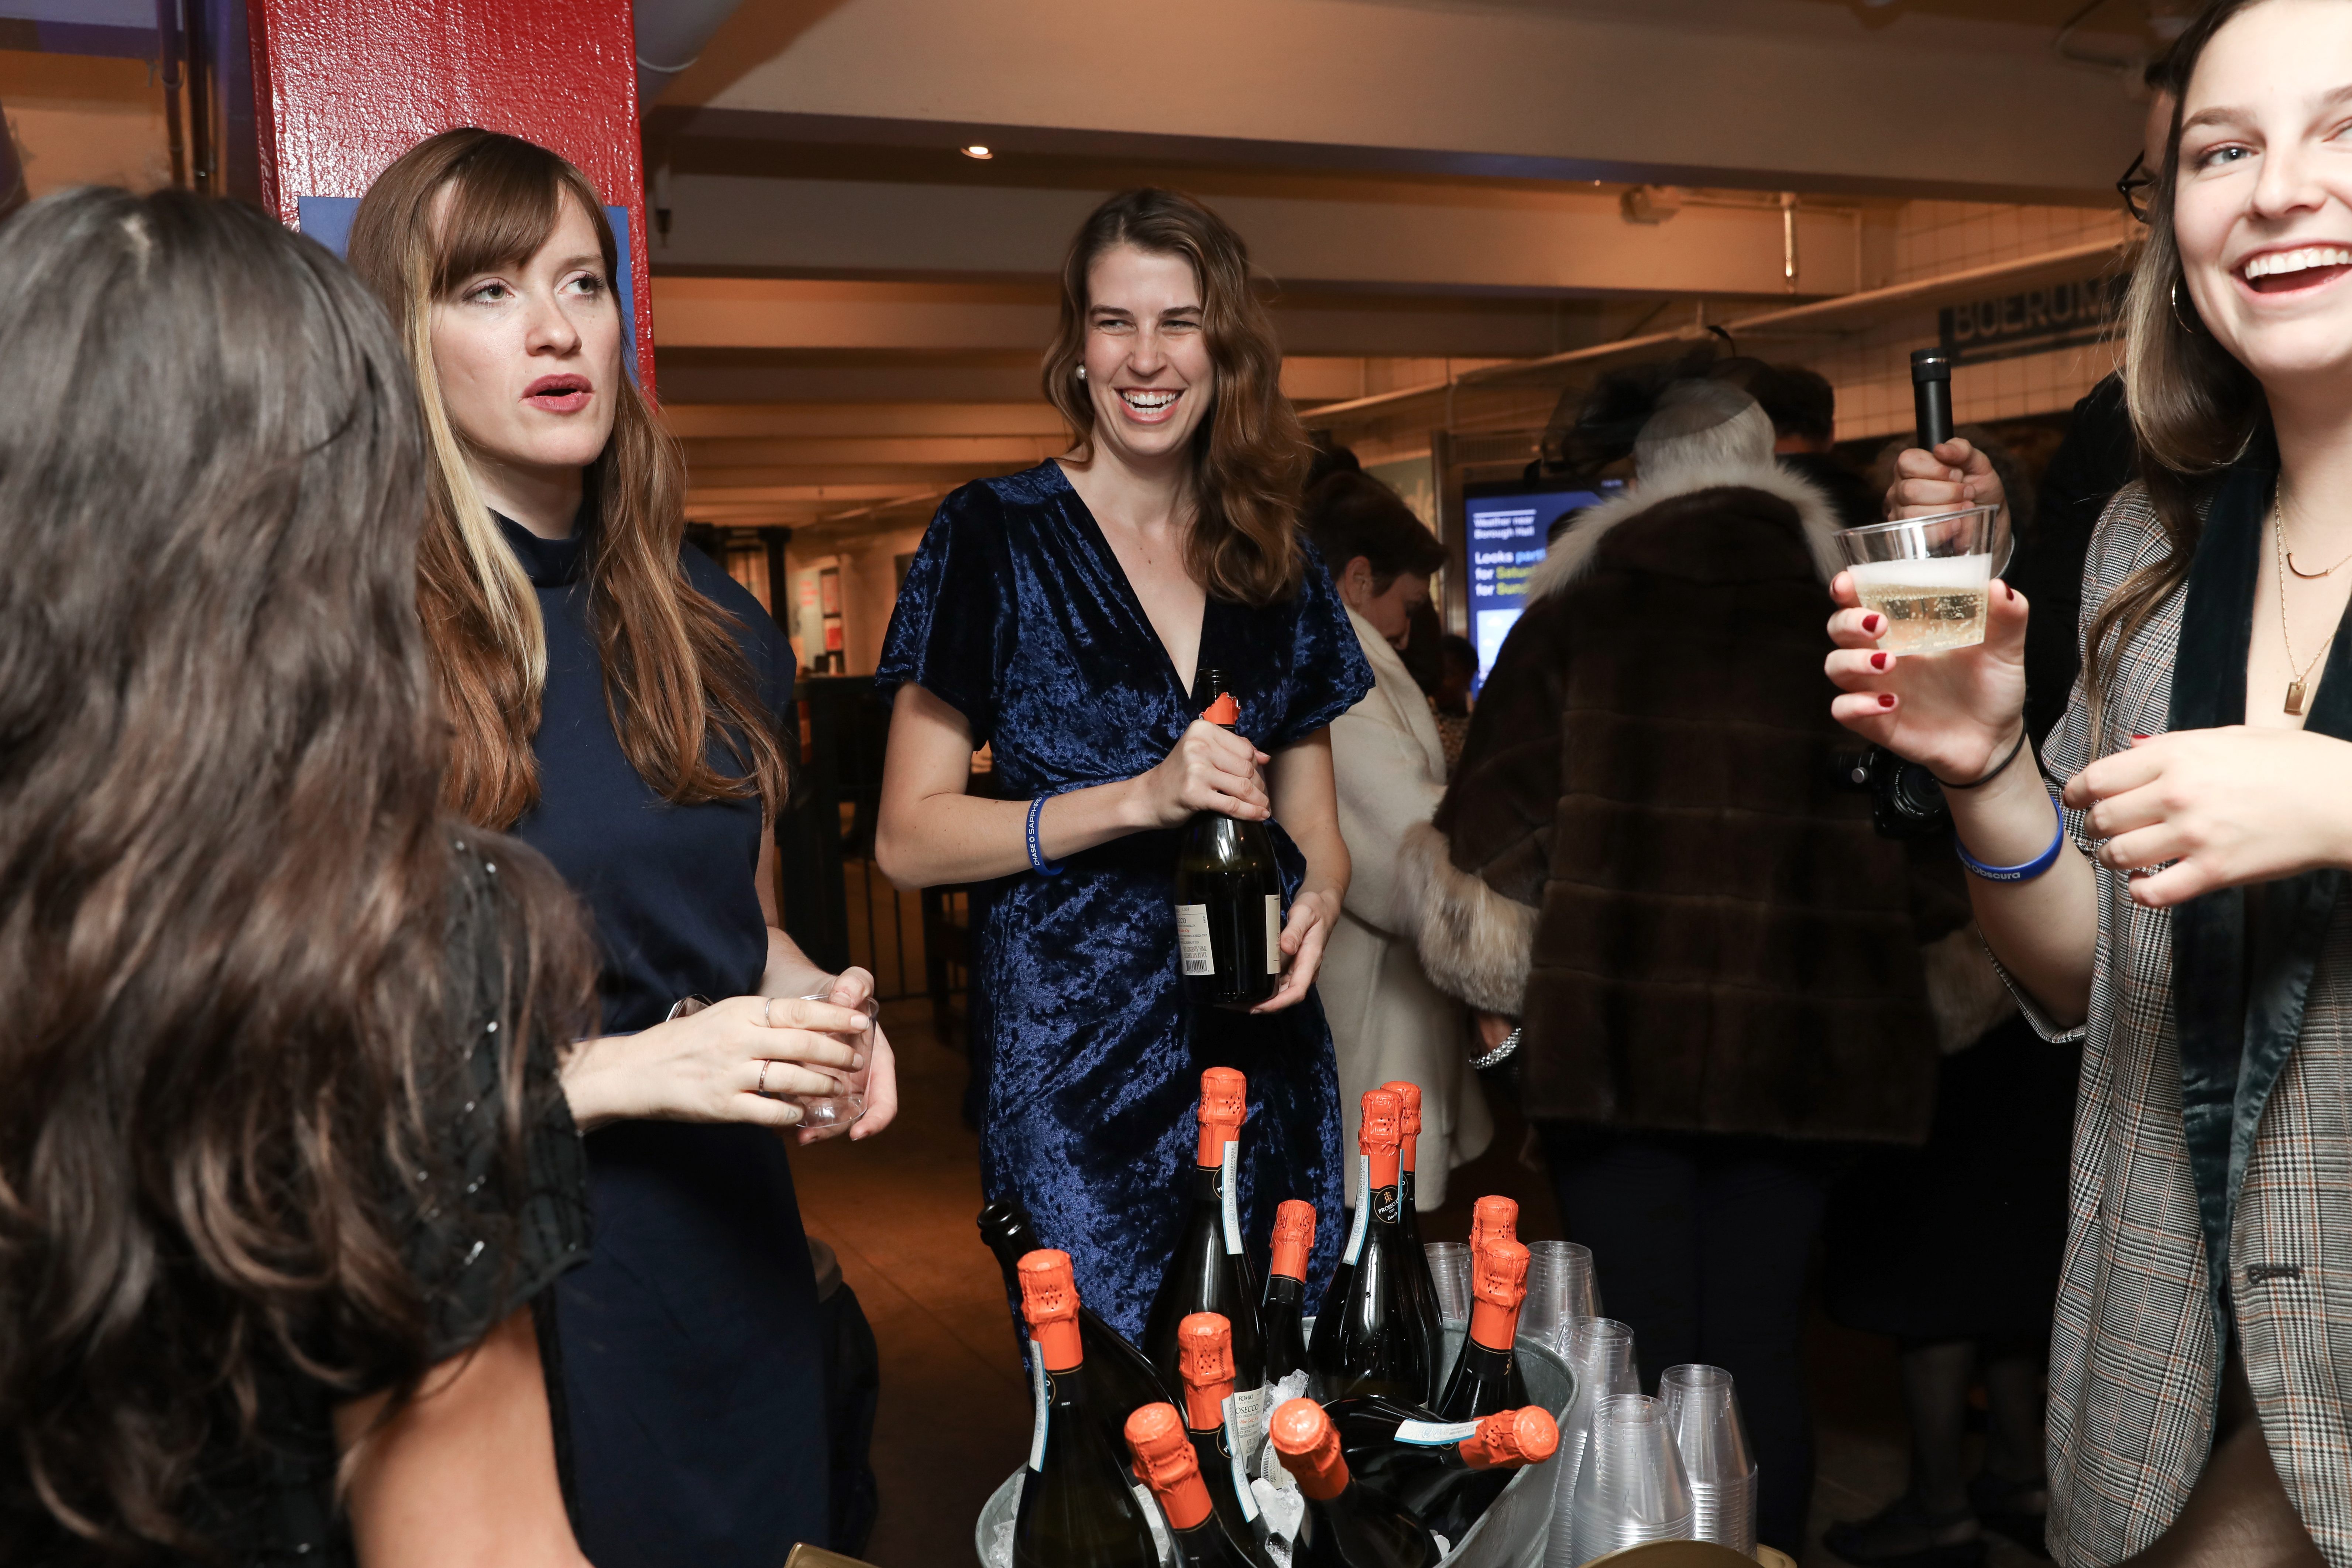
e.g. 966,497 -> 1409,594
1830,4 -> 2352,1564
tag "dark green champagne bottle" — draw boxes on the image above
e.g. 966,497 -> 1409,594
1310,1091 -> 1431,1404
1268,1397 -> 1441,1568
1322,1397 -> 1559,1544
1175,1314 -> 1277,1568
1380,1080 -> 1445,1404
1434,1235 -> 1529,1421
981,1202 -> 1176,1445
1262,1199 -> 1315,1387
1013,1250 -> 1163,1568
1128,1403 -> 1265,1568
1144,1068 -> 1268,1465
1174,671 -> 1281,1011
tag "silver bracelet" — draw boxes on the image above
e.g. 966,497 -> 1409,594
1469,1026 -> 1522,1071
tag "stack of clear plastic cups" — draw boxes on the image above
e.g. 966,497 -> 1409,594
1566,1394 -> 1694,1565
1425,1242 -> 1473,1321
1524,1241 -> 1601,1353
1661,1365 -> 1758,1557
1542,1317 -> 1639,1568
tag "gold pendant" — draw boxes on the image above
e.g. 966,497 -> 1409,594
2288,679 -> 2308,716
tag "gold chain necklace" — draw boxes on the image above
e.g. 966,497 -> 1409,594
2274,496 -> 2340,716
2284,490 -> 2352,577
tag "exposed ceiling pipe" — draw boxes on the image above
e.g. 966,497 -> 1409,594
633,0 -> 743,113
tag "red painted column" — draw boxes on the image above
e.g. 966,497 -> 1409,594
247,0 -> 656,392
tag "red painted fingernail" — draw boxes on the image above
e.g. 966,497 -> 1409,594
1871,652 -> 1890,670
2005,582 -> 2016,601
1864,614 -> 1883,633
1878,693 -> 1896,708
2131,734 -> 2149,741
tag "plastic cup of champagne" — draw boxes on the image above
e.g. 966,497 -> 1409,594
1425,1242 -> 1473,1321
1834,503 -> 2000,656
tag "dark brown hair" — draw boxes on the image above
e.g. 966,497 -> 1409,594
0,188 -> 592,1558
348,128 -> 785,830
1043,188 -> 1308,606
2092,0 -> 2271,723
1303,470 -> 1447,590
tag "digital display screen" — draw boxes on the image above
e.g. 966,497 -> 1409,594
1462,484 -> 1617,692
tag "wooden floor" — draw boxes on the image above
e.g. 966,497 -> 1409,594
792,1003 -> 2046,1568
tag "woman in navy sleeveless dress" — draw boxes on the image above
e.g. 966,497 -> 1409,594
352,130 -> 897,1565
875,190 -> 1371,1335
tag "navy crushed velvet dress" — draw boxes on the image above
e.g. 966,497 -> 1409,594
876,461 -> 1373,1337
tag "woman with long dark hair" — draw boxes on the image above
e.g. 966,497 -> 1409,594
873,188 -> 1370,1337
0,188 -> 598,1564
1830,1 -> 2352,1557
348,130 -> 890,1565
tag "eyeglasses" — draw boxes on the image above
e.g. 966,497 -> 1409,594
2117,151 -> 2153,225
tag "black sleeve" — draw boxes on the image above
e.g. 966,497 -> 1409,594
407,839 -> 592,1364
2018,374 -> 2134,745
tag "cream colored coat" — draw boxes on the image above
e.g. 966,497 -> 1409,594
1324,606 -> 1493,1210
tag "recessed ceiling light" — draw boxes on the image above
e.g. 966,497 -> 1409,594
961,144 -> 993,160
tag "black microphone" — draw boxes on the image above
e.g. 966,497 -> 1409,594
1910,347 -> 1954,451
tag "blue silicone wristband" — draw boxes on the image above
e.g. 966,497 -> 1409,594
1953,789 -> 2066,883
1026,794 -> 1063,877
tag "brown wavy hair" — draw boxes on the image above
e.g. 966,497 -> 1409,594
348,128 -> 785,829
2090,0 -> 2271,726
0,189 -> 594,1557
1043,188 -> 1308,606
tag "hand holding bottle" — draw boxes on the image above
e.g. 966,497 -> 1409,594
1136,717 -> 1272,830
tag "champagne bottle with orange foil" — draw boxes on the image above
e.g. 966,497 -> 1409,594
1127,1403 -> 1264,1568
1144,1069 -> 1268,1462
1014,1250 -> 1163,1568
1380,1080 -> 1445,1403
1261,1200 -> 1315,1388
1176,1314 -> 1277,1567
1309,1090 -> 1431,1403
1433,1236 -> 1531,1421
1174,671 -> 1283,1010
1453,1197 -> 1531,1413
1268,1397 -> 1441,1568
1322,1400 -> 1560,1545
981,1201 -> 1174,1437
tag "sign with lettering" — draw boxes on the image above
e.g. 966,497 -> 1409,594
1937,274 -> 2121,365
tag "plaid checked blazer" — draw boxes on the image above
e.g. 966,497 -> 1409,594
2017,477 -> 2352,1567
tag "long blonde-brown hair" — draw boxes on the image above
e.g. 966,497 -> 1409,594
2091,0 -> 2270,720
348,128 -> 785,829
1043,188 -> 1307,606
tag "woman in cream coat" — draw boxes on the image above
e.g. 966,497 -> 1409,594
1306,472 -> 1492,1207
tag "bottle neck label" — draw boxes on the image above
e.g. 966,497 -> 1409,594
1026,1341 -> 1048,1472
1394,1416 -> 1485,1447
1219,1139 -> 1243,1255
1343,1156 -> 1371,1265
1469,1300 -> 1521,1355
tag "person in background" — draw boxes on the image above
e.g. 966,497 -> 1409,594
1412,379 -> 1975,1554
1433,633 -> 1479,778
1821,427 -> 2076,1568
349,129 -> 893,1568
1726,358 -> 1884,529
872,187 -> 1369,1337
1304,470 -> 1493,1208
0,188 -> 599,1565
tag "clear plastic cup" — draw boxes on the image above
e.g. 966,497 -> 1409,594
792,989 -> 876,1132
1525,1241 -> 1601,1351
1543,1317 -> 1642,1568
1661,1365 -> 1758,1558
1567,1393 -> 1694,1565
1425,1242 -> 1473,1321
1834,502 -> 2000,655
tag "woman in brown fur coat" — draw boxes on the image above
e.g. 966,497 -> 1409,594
1407,380 -> 1998,1552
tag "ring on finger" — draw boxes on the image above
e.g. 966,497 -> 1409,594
758,1061 -> 771,1096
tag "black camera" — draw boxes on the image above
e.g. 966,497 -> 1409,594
1841,744 -> 1954,842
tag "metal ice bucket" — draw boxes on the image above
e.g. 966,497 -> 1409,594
976,1319 -> 1577,1568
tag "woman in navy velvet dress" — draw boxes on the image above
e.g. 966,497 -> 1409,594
875,189 -> 1371,1338
351,130 -> 899,1566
